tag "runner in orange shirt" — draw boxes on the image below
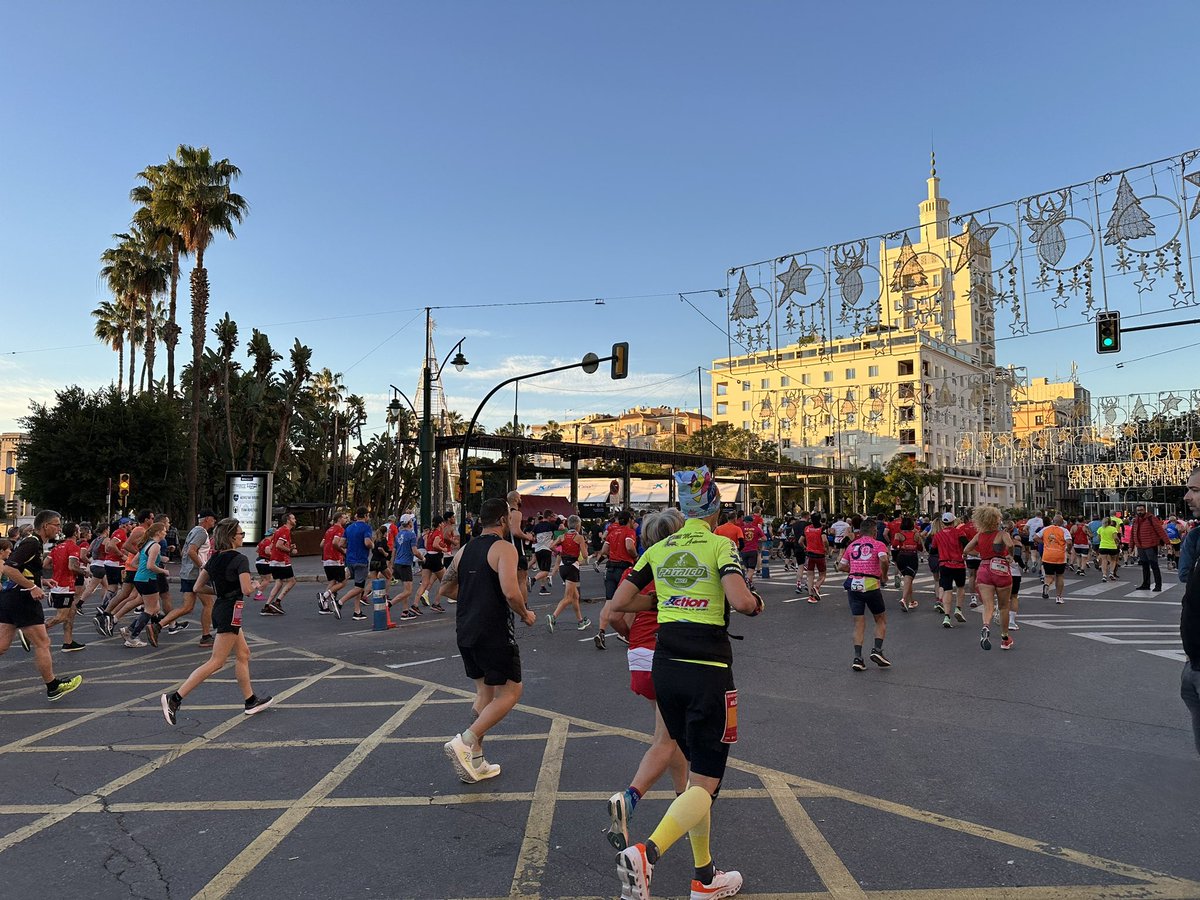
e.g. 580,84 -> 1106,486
1039,515 -> 1070,605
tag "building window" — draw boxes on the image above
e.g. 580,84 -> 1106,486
801,374 -> 811,385
780,376 -> 790,387
760,420 -> 770,431
781,438 -> 791,449
742,401 -> 751,411
869,386 -> 881,399
716,402 -> 727,415
899,428 -> 916,444
868,365 -> 879,378
742,420 -> 750,429
741,381 -> 751,391
898,360 -> 914,376
823,371 -> 833,382
845,368 -> 856,380
760,378 -> 770,389
1035,414 -> 1044,425
716,382 -> 727,396
824,435 -> 835,446
870,453 -> 882,466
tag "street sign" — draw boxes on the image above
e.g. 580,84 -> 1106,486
581,352 -> 599,374
4,467 -> 13,475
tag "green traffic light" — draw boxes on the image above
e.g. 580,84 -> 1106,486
1102,337 -> 1114,346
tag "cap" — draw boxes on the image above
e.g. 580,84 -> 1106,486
119,517 -> 131,525
198,508 -> 217,520
675,466 -> 720,518
942,512 -> 955,523
399,513 -> 414,524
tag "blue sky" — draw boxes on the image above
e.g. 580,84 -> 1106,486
1,1 -> 1197,435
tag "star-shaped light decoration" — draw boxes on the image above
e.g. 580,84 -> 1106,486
1170,289 -> 1195,307
776,257 -> 813,307
1185,169 -> 1200,220
951,216 -> 999,274
1134,268 -> 1156,294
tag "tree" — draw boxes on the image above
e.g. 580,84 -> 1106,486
675,422 -> 776,463
91,300 -> 127,394
871,454 -> 943,513
152,145 -> 248,521
100,227 -> 169,397
214,312 -> 239,464
270,340 -> 313,475
541,419 -> 563,442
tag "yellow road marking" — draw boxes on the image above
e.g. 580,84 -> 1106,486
508,716 -> 569,900
763,775 -> 866,898
193,684 -> 435,900
0,663 -> 342,854
0,686 -> 167,752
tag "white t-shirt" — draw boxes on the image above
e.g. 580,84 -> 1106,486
1026,517 -> 1045,540
831,521 -> 851,540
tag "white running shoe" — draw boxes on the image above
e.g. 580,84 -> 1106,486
124,638 -> 147,648
616,844 -> 653,900
444,733 -> 479,783
462,757 -> 500,783
690,868 -> 744,900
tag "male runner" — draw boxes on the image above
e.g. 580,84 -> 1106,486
161,509 -> 216,642
594,509 -> 639,649
1039,515 -> 1070,604
263,513 -> 297,614
0,510 -> 83,700
530,511 -> 557,595
337,507 -> 374,620
609,466 -> 759,900
393,515 -> 419,618
839,517 -> 891,670
1070,517 -> 1091,577
441,497 -> 536,782
318,512 -> 349,615
800,513 -> 828,603
1025,510 -> 1045,576
931,513 -> 967,628
46,522 -> 86,652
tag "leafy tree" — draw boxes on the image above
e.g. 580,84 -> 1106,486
871,454 -> 943,513
91,299 -> 127,394
674,422 -> 777,463
541,420 -> 564,442
19,387 -> 187,519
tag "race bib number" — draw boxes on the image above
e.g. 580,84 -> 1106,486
721,690 -> 738,744
849,577 -> 866,592
988,557 -> 1009,574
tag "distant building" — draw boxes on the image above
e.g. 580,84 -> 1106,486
529,407 -> 710,451
0,432 -> 31,520
1011,377 -> 1093,512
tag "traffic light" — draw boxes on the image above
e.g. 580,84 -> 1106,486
1096,310 -> 1121,354
611,341 -> 629,380
469,470 -> 483,494
118,473 -> 131,500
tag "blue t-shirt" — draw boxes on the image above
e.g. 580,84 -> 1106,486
393,529 -> 417,565
1087,519 -> 1102,543
343,520 -> 373,566
1167,522 -> 1180,541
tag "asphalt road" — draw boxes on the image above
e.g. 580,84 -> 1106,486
2,562 -> 1198,899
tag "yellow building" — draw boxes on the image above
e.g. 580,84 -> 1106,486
529,407 -> 710,451
711,162 -> 1017,513
1012,377 -> 1091,436
0,432 -> 31,520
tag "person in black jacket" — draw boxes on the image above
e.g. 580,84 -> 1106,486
1179,467 -> 1200,756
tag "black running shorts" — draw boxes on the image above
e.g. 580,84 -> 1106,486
458,641 -> 521,686
134,580 -> 159,596
0,589 -> 45,628
894,551 -> 919,578
1043,562 -> 1066,576
105,566 -> 122,586
534,549 -> 553,572
255,561 -> 271,575
211,597 -> 242,635
652,656 -> 734,781
559,562 -> 579,583
847,588 -> 886,617
271,565 -> 295,580
939,567 -> 966,590
324,564 -> 348,582
424,553 -> 445,574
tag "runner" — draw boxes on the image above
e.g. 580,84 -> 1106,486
926,514 -> 943,611
962,506 -> 1015,651
160,517 -> 274,724
105,509 -> 156,632
0,511 -> 83,700
609,467 -> 757,900
1005,519 -> 1024,633
602,508 -> 689,852
594,510 -> 639,650
410,512 -> 449,614
890,515 -> 922,612
45,522 -> 85,652
92,517 -> 128,635
506,491 -> 536,607
1097,517 -> 1121,581
546,516 -> 591,633
1039,515 -> 1070,605
263,512 -> 297,615
440,497 -> 537,783
1070,516 -> 1091,577
739,514 -> 765,587
123,522 -> 171,648
838,517 -> 891,671
160,510 -> 216,642
80,521 -> 109,614
713,512 -> 743,548
437,512 -> 461,605
931,513 -> 967,628
393,514 -> 419,619
800,513 -> 828,603
961,515 -> 980,609
337,507 -> 374,621
1025,510 -> 1045,576
1178,466 -> 1200,757
530,510 -> 557,595
318,512 -> 349,615
252,531 -> 272,601
1167,516 -> 1183,571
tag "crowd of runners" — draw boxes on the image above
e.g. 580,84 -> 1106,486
2,475 -> 1198,899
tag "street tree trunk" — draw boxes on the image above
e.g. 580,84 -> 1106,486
187,251 -> 208,523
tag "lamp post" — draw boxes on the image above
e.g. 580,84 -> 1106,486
388,385 -> 418,513
419,307 -> 469,531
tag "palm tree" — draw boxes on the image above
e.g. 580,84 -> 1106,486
270,340 -> 313,475
214,312 -> 239,464
152,145 -> 248,520
100,228 -> 168,397
91,300 -> 127,393
132,162 -> 188,398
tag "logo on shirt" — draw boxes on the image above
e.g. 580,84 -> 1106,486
661,595 -> 710,610
657,551 -> 708,589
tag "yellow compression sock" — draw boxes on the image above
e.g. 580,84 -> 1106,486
687,808 -> 712,869
647,785 -> 712,857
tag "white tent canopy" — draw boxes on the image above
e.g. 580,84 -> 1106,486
518,477 -> 744,506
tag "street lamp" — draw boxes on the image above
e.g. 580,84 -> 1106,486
389,385 -> 418,513
419,308 -> 469,531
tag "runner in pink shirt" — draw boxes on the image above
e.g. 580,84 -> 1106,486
837,517 -> 892,671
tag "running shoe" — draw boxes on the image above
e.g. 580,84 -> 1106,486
690,868 -> 743,900
399,609 -> 415,620
869,648 -> 891,667
444,597 -> 457,604
908,601 -> 918,610
615,633 -> 630,645
577,618 -> 592,630
980,626 -> 991,651
18,629 -> 30,652
807,594 -> 820,604
161,692 -> 180,725
260,604 -> 283,616
794,584 -> 805,594
851,656 -> 866,671
1041,584 -> 1049,600
1000,636 -> 1014,651
198,634 -> 214,647
933,604 -> 946,616
317,603 -> 333,616
593,631 -> 606,650
538,585 -> 550,595
244,694 -> 275,715
463,757 -> 500,783
969,595 -> 979,609
546,614 -> 556,633
953,607 -> 966,623
61,641 -> 85,652
1055,597 -> 1065,605
146,622 -> 159,648
93,612 -> 107,637
430,603 -> 445,613
124,638 -> 147,648
444,733 -> 479,783
898,599 -> 909,613
103,614 -> 116,637
409,604 -> 423,616
252,591 -> 265,601
616,843 -> 653,900
47,675 -> 82,702
942,615 -> 953,629
606,788 -> 634,850
1009,615 -> 1019,630
351,612 -> 367,621
421,592 -> 430,607
331,600 -> 342,620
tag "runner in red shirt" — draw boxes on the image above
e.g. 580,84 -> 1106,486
46,523 -> 85,651
253,534 -> 273,600
600,509 -> 688,852
799,513 -> 828,603
890,516 -> 923,612
930,513 -> 967,627
546,516 -> 591,632
264,513 -> 296,614
318,512 -> 349,614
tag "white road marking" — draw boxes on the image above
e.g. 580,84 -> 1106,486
386,657 -> 446,669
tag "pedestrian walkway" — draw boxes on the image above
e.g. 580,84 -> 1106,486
1,638 -> 1196,899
